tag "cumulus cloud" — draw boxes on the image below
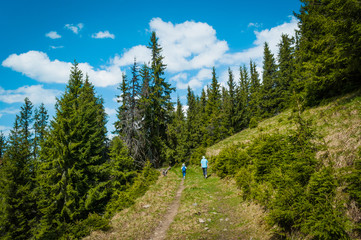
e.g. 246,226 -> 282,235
46,31 -> 61,39
112,45 -> 151,67
150,18 -> 229,72
0,85 -> 61,104
2,51 -> 123,87
105,107 -> 117,116
173,68 -> 212,90
222,16 -> 299,67
65,23 -> 84,34
92,31 -> 115,39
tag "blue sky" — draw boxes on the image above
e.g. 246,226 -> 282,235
0,0 -> 301,136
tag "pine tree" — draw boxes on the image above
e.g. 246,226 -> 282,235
0,98 -> 37,239
0,131 -> 6,164
226,67 -> 236,132
204,67 -> 222,145
115,60 -> 143,163
235,65 -> 250,131
148,31 -> 175,167
36,62 -> 108,238
261,42 -> 278,118
167,97 -> 187,164
296,0 -> 361,105
249,60 -> 261,121
33,103 -> 49,160
138,64 -> 153,166
277,34 -> 295,110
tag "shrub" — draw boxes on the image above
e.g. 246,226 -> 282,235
249,117 -> 258,129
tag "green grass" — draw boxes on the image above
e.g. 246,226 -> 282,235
166,167 -> 270,239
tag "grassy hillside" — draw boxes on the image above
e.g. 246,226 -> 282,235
207,90 -> 361,238
207,91 -> 361,169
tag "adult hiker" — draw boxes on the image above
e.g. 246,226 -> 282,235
201,156 -> 208,178
181,163 -> 187,179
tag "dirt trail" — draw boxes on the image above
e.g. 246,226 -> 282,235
150,179 -> 185,240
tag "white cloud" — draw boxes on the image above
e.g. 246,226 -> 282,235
248,22 -> 262,28
112,45 -> 151,67
92,31 -> 115,39
222,16 -> 299,67
2,51 -> 123,87
0,107 -> 19,115
172,68 -> 212,90
65,23 -> 84,34
0,85 -> 61,104
50,46 -> 64,49
46,31 -> 61,39
105,107 -> 117,116
149,18 -> 229,72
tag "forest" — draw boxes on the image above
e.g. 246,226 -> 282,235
1,0 -> 361,239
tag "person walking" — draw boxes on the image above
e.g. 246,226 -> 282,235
181,163 -> 187,179
201,156 -> 208,179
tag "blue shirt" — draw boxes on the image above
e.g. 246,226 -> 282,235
201,158 -> 208,168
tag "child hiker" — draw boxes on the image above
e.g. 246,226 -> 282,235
181,163 -> 187,179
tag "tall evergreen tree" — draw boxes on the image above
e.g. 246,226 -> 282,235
138,64 -> 153,166
0,131 -> 6,164
235,65 -> 250,131
36,62 -> 108,238
249,60 -> 261,121
204,67 -> 222,145
277,34 -> 295,109
0,98 -> 37,239
296,0 -> 361,105
261,42 -> 278,118
148,31 -> 175,167
33,103 -> 49,160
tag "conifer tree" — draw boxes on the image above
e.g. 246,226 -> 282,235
148,31 -> 175,167
167,97 -> 187,164
0,131 -> 6,164
235,65 -> 250,131
0,98 -> 37,239
226,68 -> 236,132
249,60 -> 261,121
204,67 -> 222,145
33,103 -> 49,160
261,42 -> 278,118
277,34 -> 295,109
36,62 -> 108,238
296,0 -> 361,105
138,64 -> 153,166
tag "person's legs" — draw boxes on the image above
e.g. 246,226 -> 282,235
183,171 -> 186,179
202,168 -> 207,178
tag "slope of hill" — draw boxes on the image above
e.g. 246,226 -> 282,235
207,91 -> 361,169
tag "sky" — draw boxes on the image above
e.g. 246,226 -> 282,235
0,0 -> 301,137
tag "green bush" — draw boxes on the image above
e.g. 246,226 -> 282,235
213,144 -> 250,178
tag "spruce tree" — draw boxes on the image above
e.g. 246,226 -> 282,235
296,0 -> 361,105
0,98 -> 37,239
249,60 -> 261,121
148,31 -> 175,167
261,42 -> 278,118
33,103 -> 49,160
235,65 -> 250,131
138,64 -> 153,166
36,62 -> 108,238
277,34 -> 295,110
204,67 -> 222,145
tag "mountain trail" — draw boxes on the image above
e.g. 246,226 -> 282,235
150,178 -> 185,240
